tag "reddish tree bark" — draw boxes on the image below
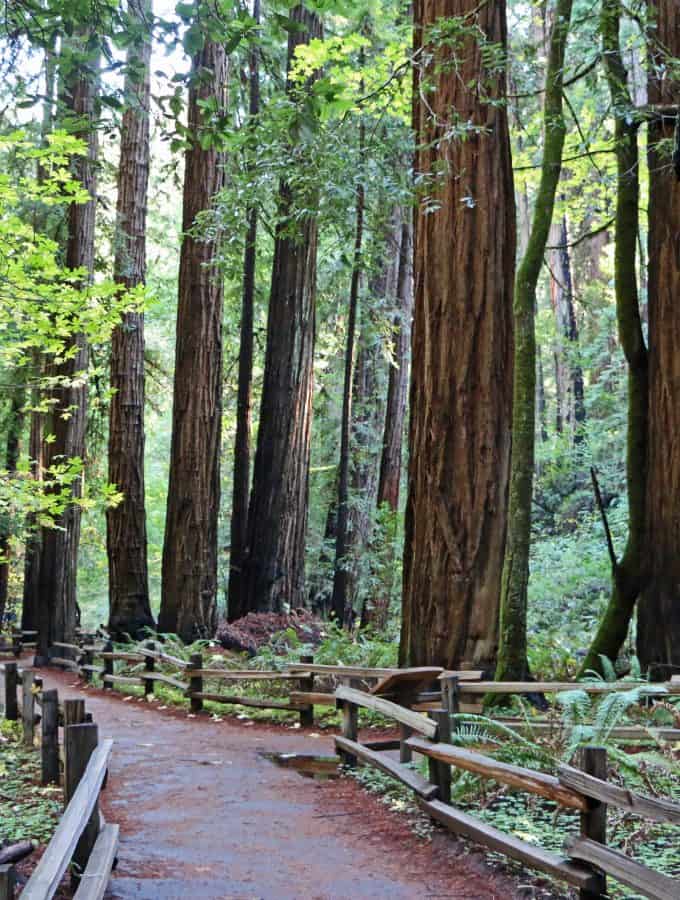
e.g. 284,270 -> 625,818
241,6 -> 322,614
107,0 -> 154,639
227,0 -> 260,623
159,34 -> 227,641
36,35 -> 97,659
400,0 -> 515,670
637,0 -> 680,677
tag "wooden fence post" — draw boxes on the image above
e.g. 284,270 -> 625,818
143,641 -> 155,697
337,678 -> 358,767
4,662 -> 18,721
399,724 -> 413,763
188,653 -> 203,712
579,746 -> 607,900
81,643 -> 93,683
430,709 -> 452,804
41,689 -> 60,785
64,722 -> 100,888
298,654 -> 314,727
102,640 -> 113,689
0,864 -> 16,900
21,670 -> 35,746
11,631 -> 21,659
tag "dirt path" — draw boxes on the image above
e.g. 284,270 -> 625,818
22,667 -> 532,899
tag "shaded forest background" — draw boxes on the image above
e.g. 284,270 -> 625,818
0,0 -> 678,680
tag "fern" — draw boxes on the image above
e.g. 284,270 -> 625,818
597,654 -> 618,682
556,689 -> 591,728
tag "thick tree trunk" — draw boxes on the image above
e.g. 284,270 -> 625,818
36,38 -> 97,659
107,0 -> 153,640
159,34 -> 227,641
241,6 -> 322,615
0,392 -> 25,626
227,0 -> 260,623
400,0 -> 515,670
495,0 -> 573,682
579,0 -> 647,676
637,0 -> 680,677
23,41 -> 56,634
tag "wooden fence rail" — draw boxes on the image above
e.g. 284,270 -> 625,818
333,685 -> 680,900
1,667 -> 119,899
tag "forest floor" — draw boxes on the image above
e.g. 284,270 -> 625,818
10,665 -> 562,900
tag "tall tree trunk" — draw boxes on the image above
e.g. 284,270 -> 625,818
23,42 -> 56,633
36,34 -> 97,660
549,214 -> 585,441
364,213 -> 412,630
377,213 -> 412,513
158,30 -> 227,641
0,391 -> 25,626
107,0 -> 153,640
241,5 -> 322,615
331,106 -> 366,626
637,0 -> 680,678
579,0 -> 647,676
227,0 -> 260,623
400,0 -> 515,671
495,0 -> 573,682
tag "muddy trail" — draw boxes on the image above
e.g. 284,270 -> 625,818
21,667 -> 540,899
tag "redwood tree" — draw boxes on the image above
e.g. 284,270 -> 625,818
241,5 -> 322,614
36,32 -> 98,658
227,0 -> 260,623
400,0 -> 515,670
159,27 -> 227,641
637,0 -> 680,677
107,0 -> 154,639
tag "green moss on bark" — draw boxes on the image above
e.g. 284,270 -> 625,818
495,0 -> 574,683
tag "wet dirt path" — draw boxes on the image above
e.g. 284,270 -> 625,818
23,667 -> 526,900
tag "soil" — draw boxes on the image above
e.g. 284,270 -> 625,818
14,666 -> 564,900
215,611 -> 325,656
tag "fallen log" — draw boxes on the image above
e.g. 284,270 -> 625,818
0,841 -> 35,866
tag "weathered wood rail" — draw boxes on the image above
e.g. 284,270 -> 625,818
334,679 -> 680,900
0,664 -> 118,899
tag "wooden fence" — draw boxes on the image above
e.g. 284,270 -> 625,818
37,635 -> 680,742
335,682 -> 680,900
0,663 -> 118,899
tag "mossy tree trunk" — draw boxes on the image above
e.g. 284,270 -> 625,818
637,0 -> 680,678
578,0 -> 647,676
495,0 -> 573,682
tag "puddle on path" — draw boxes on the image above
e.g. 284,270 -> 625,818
260,751 -> 340,780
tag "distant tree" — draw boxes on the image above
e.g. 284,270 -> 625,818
400,0 -> 515,670
159,18 -> 227,640
0,391 -> 25,625
107,0 -> 154,640
241,5 -> 322,614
